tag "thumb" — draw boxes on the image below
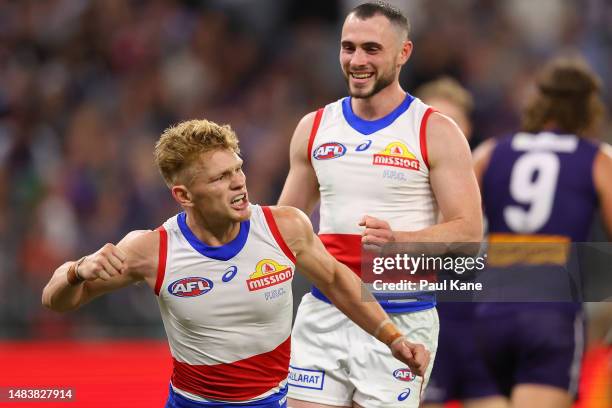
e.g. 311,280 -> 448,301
358,215 -> 368,226
402,342 -> 414,360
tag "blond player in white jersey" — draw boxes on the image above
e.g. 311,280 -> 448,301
42,119 -> 430,408
278,3 -> 483,408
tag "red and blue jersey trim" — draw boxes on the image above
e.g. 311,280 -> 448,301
171,336 -> 290,402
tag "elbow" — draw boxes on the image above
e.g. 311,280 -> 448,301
464,215 -> 483,242
453,218 -> 483,256
469,224 -> 483,243
41,286 -> 79,313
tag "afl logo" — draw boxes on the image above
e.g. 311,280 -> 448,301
168,277 -> 213,297
313,142 -> 346,160
393,368 -> 416,382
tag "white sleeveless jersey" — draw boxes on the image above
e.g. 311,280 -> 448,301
308,95 -> 438,312
155,205 -> 295,402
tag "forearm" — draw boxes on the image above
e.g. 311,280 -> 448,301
394,217 -> 482,244
42,261 -> 86,312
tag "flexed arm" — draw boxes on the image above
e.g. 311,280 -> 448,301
269,205 -> 431,376
277,111 -> 321,214
42,230 -> 158,312
361,113 -> 483,248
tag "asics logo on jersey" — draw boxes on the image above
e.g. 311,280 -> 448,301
246,259 -> 293,291
313,142 -> 347,160
393,368 -> 416,382
222,265 -> 238,282
168,277 -> 213,297
397,388 -> 411,401
373,142 -> 420,171
356,139 -> 372,152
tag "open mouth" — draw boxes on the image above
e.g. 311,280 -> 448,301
351,72 -> 374,80
230,193 -> 248,209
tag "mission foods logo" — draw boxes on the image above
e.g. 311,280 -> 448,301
246,259 -> 294,291
373,142 -> 420,170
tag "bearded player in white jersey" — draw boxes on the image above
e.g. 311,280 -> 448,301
42,119 -> 429,407
278,3 -> 482,408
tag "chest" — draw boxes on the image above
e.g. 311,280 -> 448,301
311,121 -> 428,192
161,251 -> 294,328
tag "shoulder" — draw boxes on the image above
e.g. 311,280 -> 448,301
267,206 -> 313,235
294,110 -> 322,137
118,229 -> 159,251
426,112 -> 472,165
265,206 -> 314,252
289,110 -> 326,160
426,112 -> 465,139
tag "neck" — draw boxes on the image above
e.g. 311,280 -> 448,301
185,210 -> 241,246
351,82 -> 406,120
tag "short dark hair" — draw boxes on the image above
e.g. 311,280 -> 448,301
349,2 -> 410,38
521,56 -> 605,136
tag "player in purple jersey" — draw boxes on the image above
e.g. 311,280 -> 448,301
472,57 -> 612,408
418,78 -> 505,408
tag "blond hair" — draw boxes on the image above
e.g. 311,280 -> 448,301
522,56 -> 605,136
415,76 -> 474,114
154,119 -> 240,187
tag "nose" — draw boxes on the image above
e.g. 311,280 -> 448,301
231,170 -> 246,189
351,48 -> 368,67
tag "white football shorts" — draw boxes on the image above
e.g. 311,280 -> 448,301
287,293 -> 439,408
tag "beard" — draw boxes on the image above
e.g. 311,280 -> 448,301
344,66 -> 396,99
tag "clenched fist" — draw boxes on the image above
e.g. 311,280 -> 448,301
359,215 -> 395,251
389,337 -> 430,377
79,243 -> 128,281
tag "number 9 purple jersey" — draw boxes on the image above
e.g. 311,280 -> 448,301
482,131 -> 599,241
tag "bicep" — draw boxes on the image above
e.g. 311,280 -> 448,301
84,230 -> 157,303
428,114 -> 482,222
271,206 -> 337,287
278,113 -> 320,214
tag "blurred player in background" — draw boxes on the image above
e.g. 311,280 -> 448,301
417,78 -> 506,408
278,2 -> 482,407
472,56 -> 612,408
42,119 -> 429,408
414,77 -> 474,145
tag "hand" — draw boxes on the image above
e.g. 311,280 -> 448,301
389,337 -> 430,377
359,215 -> 395,251
79,243 -> 127,281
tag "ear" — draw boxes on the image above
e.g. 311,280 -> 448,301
171,185 -> 194,208
398,40 -> 413,66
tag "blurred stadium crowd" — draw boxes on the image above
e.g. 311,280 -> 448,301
0,0 -> 610,339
